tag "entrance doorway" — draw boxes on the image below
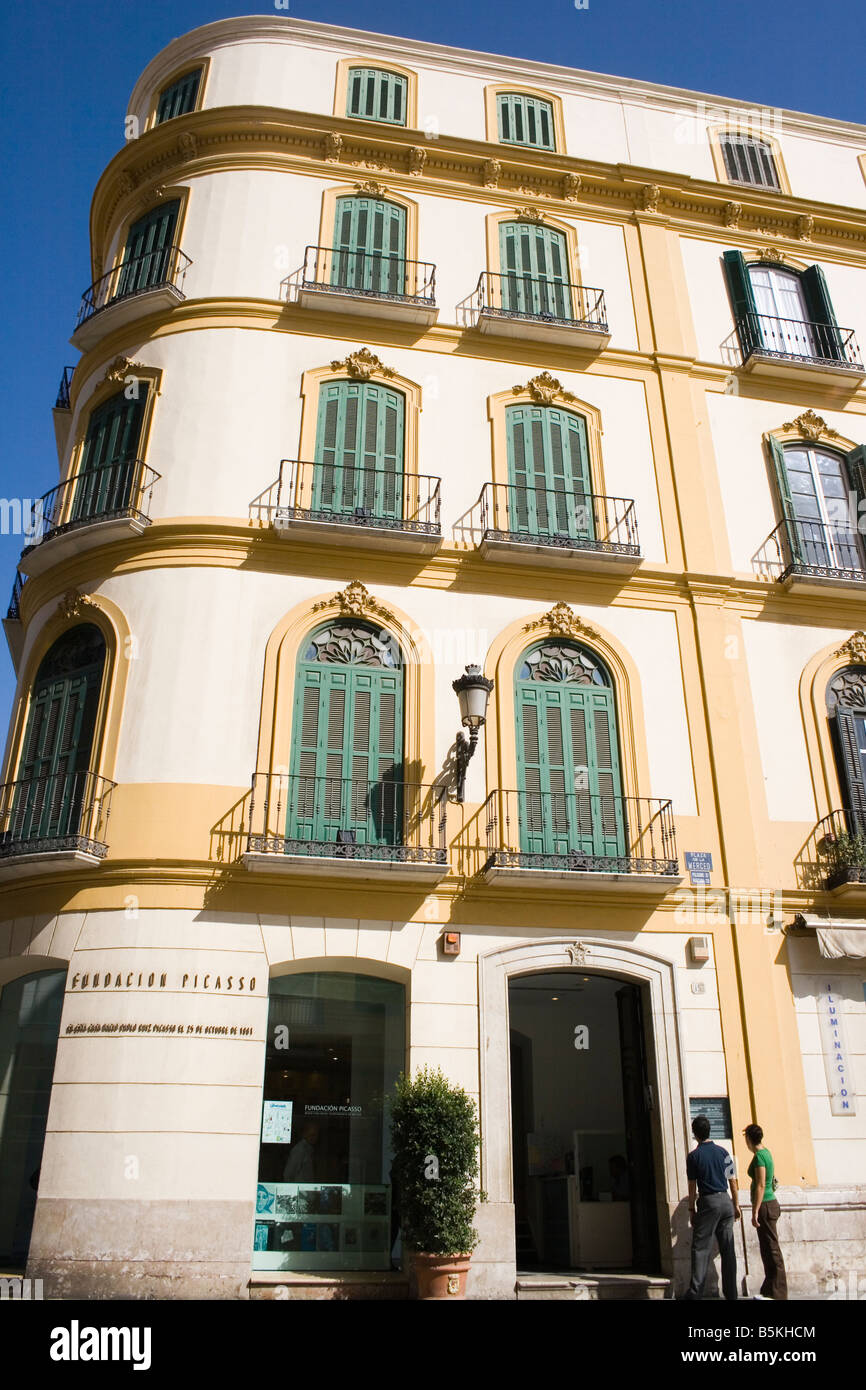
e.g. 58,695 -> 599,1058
509,970 -> 660,1273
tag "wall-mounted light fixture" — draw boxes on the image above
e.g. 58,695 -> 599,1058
452,664 -> 494,802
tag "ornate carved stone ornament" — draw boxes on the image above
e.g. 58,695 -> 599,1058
311,579 -> 397,627
639,184 -> 661,212
117,170 -> 138,197
99,356 -> 147,387
177,131 -> 197,158
796,214 -> 814,241
516,205 -> 546,223
329,347 -> 396,381
566,941 -> 591,966
780,410 -> 840,442
523,602 -> 600,643
759,244 -> 787,262
834,632 -> 866,665
723,201 -> 742,229
562,172 -> 582,201
482,158 -> 502,188
408,146 -> 427,176
58,590 -> 95,621
513,372 -> 577,406
354,179 -> 388,196
322,131 -> 343,162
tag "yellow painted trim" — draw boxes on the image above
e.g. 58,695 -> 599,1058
143,56 -> 211,134
482,608 -> 651,800
483,84 -> 566,155
799,635 -> 866,820
64,364 -> 164,490
2,594 -> 131,791
256,588 -> 436,784
708,125 -> 792,197
316,181 -> 420,271
742,248 -> 811,274
485,382 -> 606,498
333,58 -> 418,130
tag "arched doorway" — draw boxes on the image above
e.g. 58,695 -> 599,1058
0,968 -> 67,1266
509,969 -> 660,1273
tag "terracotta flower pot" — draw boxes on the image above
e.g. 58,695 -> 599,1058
413,1252 -> 472,1300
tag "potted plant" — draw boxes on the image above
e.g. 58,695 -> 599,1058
389,1065 -> 482,1299
820,830 -> 866,889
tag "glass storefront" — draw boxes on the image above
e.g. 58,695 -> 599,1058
253,972 -> 405,1271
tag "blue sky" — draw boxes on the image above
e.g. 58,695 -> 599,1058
0,0 -> 864,733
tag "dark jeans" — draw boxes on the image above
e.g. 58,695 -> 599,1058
756,1199 -> 787,1300
684,1192 -> 738,1301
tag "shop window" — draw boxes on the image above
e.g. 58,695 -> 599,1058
254,973 -> 405,1271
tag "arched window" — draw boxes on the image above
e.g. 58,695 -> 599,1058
505,403 -> 593,542
346,67 -> 407,125
766,438 -> 865,576
723,253 -> 845,363
73,388 -> 149,526
719,133 -> 780,190
331,195 -> 407,297
313,379 -> 405,523
515,641 -> 624,859
155,68 -> 202,124
8,625 -> 106,850
499,221 -> 572,320
826,667 -> 866,831
287,622 -> 404,848
0,969 -> 67,1264
115,200 -> 181,300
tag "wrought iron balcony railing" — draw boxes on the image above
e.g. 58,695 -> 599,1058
478,482 -> 639,555
6,572 -> 25,622
732,311 -> 863,370
763,516 -> 866,584
246,773 -> 448,865
482,789 -> 679,877
75,246 -> 191,330
22,459 -> 160,554
0,771 -> 115,860
293,245 -> 436,306
813,809 -> 866,891
55,366 -> 75,410
252,458 -> 441,536
474,271 -> 608,333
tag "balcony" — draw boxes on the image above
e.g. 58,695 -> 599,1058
477,789 -> 680,895
242,774 -> 449,883
726,312 -> 865,385
812,810 -> 866,897
71,246 -> 191,351
467,272 -> 610,348
53,365 -> 75,459
251,459 -> 442,554
287,245 -> 438,326
3,573 -> 26,664
0,771 -> 115,879
19,459 -> 160,578
756,516 -> 866,594
475,482 -> 640,572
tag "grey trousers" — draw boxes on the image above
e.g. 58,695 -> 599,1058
685,1192 -> 738,1301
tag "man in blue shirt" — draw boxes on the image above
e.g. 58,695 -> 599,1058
681,1114 -> 741,1300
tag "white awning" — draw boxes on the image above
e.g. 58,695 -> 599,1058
794,914 -> 866,959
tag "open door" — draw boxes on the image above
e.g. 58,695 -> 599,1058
616,982 -> 661,1273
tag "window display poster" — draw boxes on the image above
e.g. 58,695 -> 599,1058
261,1099 -> 294,1144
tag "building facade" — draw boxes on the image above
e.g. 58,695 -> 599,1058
1,16 -> 865,1299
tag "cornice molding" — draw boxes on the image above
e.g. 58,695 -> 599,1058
90,107 -> 866,273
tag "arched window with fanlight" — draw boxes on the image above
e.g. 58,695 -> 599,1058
287,622 -> 404,850
515,641 -> 624,861
827,667 -> 866,834
3,625 -> 107,857
723,252 -> 848,365
766,437 -> 866,578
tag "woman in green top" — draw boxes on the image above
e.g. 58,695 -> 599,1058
743,1123 -> 788,1300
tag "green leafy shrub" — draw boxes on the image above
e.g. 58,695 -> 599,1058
389,1066 -> 481,1255
821,831 -> 866,874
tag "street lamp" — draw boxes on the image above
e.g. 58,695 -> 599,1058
451,664 -> 494,802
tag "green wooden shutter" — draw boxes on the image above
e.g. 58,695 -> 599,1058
313,380 -> 404,521
346,68 -> 407,125
116,201 -> 180,298
498,222 -> 572,319
156,69 -> 201,124
766,436 -> 802,566
835,706 -> 866,830
801,265 -> 843,361
496,93 -> 555,150
74,390 -> 146,521
505,405 -> 593,541
722,250 -> 758,356
331,197 -> 406,294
